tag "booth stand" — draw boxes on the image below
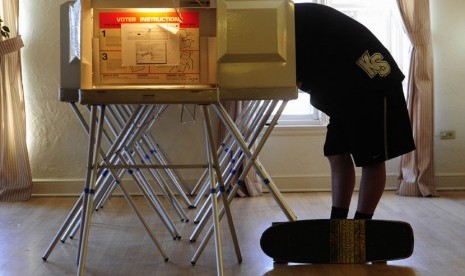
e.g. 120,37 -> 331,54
44,1 -> 298,275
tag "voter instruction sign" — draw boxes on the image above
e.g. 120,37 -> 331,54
97,11 -> 200,84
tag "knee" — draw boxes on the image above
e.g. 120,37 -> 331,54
327,154 -> 353,166
363,161 -> 386,171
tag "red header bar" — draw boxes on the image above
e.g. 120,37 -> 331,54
99,11 -> 199,29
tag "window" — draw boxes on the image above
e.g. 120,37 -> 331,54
277,91 -> 327,126
279,0 -> 411,126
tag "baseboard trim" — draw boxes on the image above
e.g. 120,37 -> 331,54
31,174 -> 465,196
266,174 -> 399,192
31,179 -> 174,197
269,174 -> 465,192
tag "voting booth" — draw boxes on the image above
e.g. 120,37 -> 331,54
69,0 -> 297,103
50,1 -> 297,275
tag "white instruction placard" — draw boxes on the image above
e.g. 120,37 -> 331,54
121,23 -> 180,66
97,11 -> 200,84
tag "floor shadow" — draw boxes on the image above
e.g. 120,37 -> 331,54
263,262 -> 418,276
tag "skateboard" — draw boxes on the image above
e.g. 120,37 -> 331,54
260,219 -> 414,264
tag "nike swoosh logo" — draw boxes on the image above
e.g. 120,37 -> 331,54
372,153 -> 382,159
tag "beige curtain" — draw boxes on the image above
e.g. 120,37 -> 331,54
396,0 -> 438,197
217,101 -> 262,197
0,0 -> 32,201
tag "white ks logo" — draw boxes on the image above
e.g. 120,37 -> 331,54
356,50 -> 391,78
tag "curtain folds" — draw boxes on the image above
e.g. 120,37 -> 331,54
395,0 -> 438,197
0,0 -> 32,201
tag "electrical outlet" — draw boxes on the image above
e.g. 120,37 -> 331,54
439,131 -> 456,139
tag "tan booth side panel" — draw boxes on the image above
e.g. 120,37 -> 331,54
217,0 -> 297,101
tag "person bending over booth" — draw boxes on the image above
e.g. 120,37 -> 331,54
294,3 -> 415,219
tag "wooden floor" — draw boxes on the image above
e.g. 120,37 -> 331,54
1,190 -> 465,276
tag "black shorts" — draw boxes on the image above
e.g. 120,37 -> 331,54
323,84 -> 416,167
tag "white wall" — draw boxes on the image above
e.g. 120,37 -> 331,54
18,0 -> 465,195
430,0 -> 465,187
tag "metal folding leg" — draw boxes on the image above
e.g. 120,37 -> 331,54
190,100 -> 276,239
191,101 -> 276,224
197,105 -> 242,276
76,105 -> 105,275
118,105 -> 194,208
99,106 -> 185,236
76,105 -> 169,275
214,101 -> 297,220
189,101 -> 297,266
190,101 -> 265,213
44,105 -> 174,273
53,104 -> 180,242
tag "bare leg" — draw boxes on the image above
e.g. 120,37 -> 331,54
356,161 -> 386,215
328,154 -> 356,209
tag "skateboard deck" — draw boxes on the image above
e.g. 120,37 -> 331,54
260,219 -> 413,264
